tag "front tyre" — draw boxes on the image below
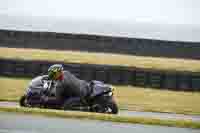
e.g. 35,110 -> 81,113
19,95 -> 27,107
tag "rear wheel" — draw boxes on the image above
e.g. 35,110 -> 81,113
105,98 -> 118,114
92,97 -> 118,114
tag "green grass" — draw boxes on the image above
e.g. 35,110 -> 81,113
115,86 -> 200,115
0,76 -> 30,101
1,76 -> 200,115
1,47 -> 200,72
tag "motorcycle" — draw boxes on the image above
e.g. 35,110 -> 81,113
19,80 -> 118,114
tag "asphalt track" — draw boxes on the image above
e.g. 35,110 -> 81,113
0,112 -> 199,133
0,101 -> 200,122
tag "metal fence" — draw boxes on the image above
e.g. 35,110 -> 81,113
0,58 -> 200,91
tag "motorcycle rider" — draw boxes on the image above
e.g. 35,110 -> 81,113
22,64 -> 118,113
42,64 -> 92,109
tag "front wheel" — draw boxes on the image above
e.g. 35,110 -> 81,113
19,95 -> 27,107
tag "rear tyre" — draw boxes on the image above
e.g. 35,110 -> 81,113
92,97 -> 119,114
106,98 -> 118,114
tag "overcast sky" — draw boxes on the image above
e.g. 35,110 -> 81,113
0,0 -> 200,42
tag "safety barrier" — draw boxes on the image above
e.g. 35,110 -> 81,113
0,58 -> 200,91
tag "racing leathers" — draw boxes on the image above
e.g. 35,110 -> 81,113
54,70 -> 91,104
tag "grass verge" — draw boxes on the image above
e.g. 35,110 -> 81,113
1,76 -> 200,115
1,47 -> 200,72
0,106 -> 200,129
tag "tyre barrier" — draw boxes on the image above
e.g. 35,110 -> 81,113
0,58 -> 200,91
